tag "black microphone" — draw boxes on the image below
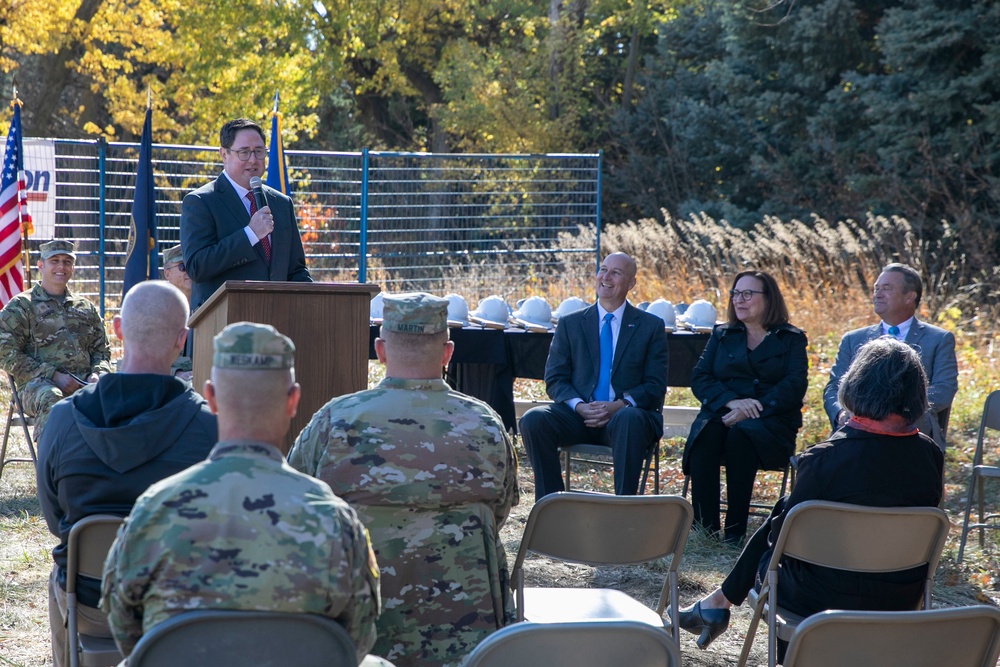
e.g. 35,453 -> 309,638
249,176 -> 268,212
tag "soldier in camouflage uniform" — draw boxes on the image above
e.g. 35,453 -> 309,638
289,292 -> 519,667
0,240 -> 112,441
161,244 -> 192,379
101,322 -> 381,663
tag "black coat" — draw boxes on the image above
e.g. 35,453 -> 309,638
683,322 -> 808,472
769,426 -> 945,617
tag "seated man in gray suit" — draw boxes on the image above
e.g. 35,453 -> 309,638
180,118 -> 312,312
519,252 -> 668,500
823,262 -> 957,449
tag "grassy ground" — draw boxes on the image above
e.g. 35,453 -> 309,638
0,445 -> 50,666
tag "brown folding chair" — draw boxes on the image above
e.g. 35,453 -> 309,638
559,438 -> 660,495
127,610 -> 357,667
66,514 -> 124,667
510,492 -> 692,648
0,373 -> 36,480
782,606 -> 1000,667
463,620 -> 681,667
736,501 -> 951,667
957,390 -> 1000,563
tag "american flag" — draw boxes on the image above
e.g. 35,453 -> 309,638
0,101 -> 31,305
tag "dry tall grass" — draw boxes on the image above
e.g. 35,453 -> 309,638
600,212 -> 999,337
406,212 -> 998,342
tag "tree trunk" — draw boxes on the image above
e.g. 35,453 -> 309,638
622,22 -> 641,108
31,0 -> 105,134
547,0 -> 563,120
400,63 -> 449,154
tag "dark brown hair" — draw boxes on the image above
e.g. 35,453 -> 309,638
725,270 -> 790,330
219,118 -> 265,149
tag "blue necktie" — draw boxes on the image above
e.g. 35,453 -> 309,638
888,325 -> 900,338
595,313 -> 613,402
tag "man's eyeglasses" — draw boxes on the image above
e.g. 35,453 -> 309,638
165,261 -> 186,273
729,289 -> 766,301
226,148 -> 267,161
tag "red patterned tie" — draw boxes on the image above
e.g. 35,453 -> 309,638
246,191 -> 271,264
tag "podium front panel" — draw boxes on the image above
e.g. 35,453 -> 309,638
190,281 -> 379,449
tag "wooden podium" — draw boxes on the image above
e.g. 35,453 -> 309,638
189,281 -> 380,449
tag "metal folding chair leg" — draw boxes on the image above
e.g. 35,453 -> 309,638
957,391 -> 1000,563
0,375 -> 36,480
682,462 -> 791,520
561,440 -> 661,495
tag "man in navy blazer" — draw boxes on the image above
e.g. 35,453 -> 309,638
519,253 -> 668,499
823,263 -> 957,449
181,118 -> 311,311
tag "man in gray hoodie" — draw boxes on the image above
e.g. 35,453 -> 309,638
36,280 -> 217,667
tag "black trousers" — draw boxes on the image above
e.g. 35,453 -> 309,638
519,402 -> 657,501
687,420 -> 761,541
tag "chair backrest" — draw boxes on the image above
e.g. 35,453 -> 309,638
66,514 -> 124,667
767,501 -> 950,580
782,606 -> 1000,667
66,514 -> 124,592
974,390 -> 1000,465
126,610 -> 356,667
463,620 -> 681,667
511,492 -> 693,571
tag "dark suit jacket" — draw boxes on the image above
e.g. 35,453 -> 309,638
181,173 -> 312,310
544,302 -> 668,436
767,426 -> 944,617
822,319 -> 958,447
683,322 -> 808,472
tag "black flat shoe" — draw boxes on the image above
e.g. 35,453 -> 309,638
676,600 -> 730,649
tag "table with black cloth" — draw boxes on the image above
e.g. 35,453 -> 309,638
368,325 -> 709,433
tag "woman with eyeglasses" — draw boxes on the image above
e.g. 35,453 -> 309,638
682,270 -> 808,546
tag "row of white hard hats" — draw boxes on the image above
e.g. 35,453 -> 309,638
370,293 -> 718,329
370,293 -> 586,328
639,298 -> 718,329
468,295 -> 594,327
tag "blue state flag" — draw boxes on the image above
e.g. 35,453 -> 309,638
266,93 -> 290,194
122,106 -> 157,297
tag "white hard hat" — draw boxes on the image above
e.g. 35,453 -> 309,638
553,296 -> 589,322
471,295 -> 510,326
513,296 -> 552,327
683,299 -> 717,328
370,293 -> 385,320
646,299 -> 676,328
444,293 -> 469,326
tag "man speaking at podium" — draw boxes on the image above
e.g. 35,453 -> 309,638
181,118 -> 312,312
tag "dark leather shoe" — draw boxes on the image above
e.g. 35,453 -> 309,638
676,600 -> 730,649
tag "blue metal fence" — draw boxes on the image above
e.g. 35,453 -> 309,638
25,140 -> 600,317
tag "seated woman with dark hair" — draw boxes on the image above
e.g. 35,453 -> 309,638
676,337 -> 944,651
684,270 -> 808,545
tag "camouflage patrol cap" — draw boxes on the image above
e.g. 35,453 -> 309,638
39,240 -> 76,260
213,321 -> 295,370
162,244 -> 183,266
381,292 -> 449,335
